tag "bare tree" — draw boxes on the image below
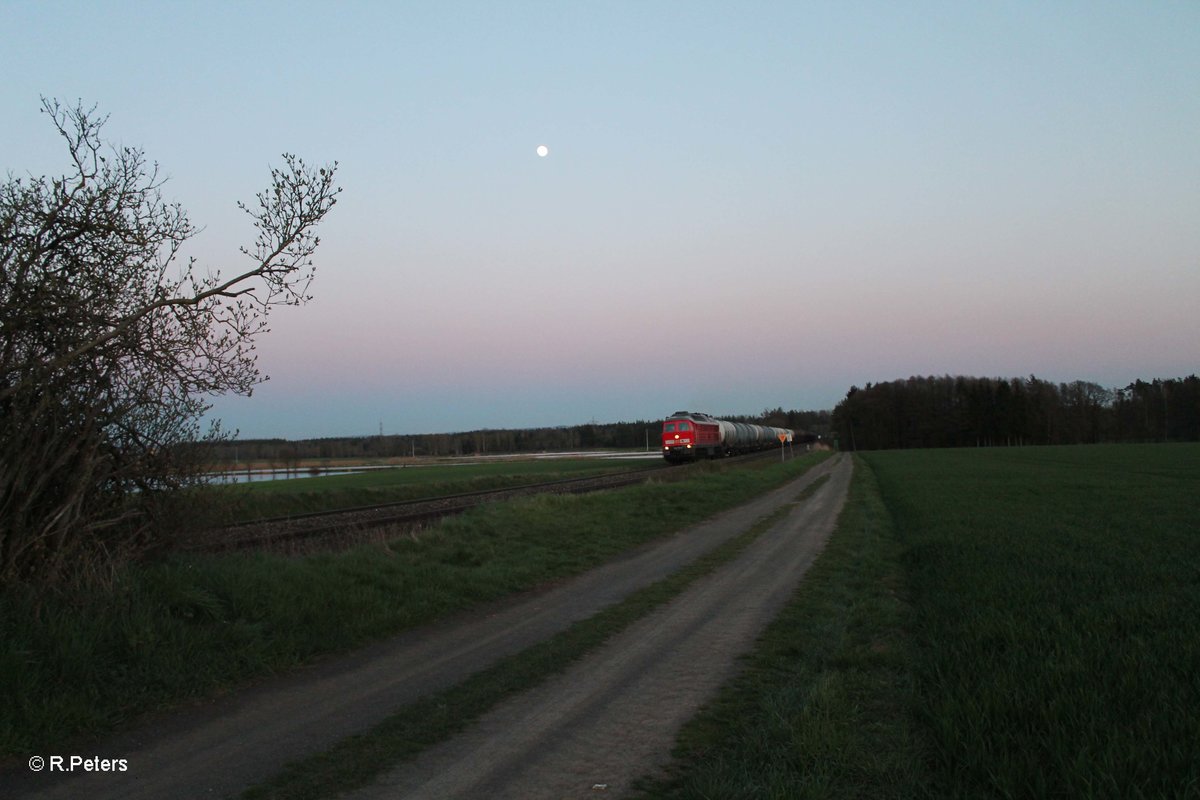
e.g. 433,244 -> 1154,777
0,98 -> 340,584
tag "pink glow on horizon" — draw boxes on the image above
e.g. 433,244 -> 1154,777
10,4 -> 1194,438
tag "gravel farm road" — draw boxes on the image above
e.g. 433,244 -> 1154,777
5,454 -> 850,800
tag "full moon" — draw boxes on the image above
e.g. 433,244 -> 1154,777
536,144 -> 549,157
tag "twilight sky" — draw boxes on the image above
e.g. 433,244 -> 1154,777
3,2 -> 1197,438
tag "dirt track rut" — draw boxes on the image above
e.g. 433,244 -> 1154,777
346,454 -> 852,799
6,454 -> 848,800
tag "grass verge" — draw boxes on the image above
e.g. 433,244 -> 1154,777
241,474 -> 833,800
0,452 -> 828,758
632,455 -> 924,799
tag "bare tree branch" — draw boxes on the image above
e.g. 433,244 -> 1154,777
0,99 -> 340,584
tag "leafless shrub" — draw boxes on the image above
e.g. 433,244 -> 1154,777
0,99 -> 340,585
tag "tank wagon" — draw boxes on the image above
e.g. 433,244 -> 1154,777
661,411 -> 792,463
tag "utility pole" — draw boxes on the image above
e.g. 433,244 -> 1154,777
1163,382 -> 1169,443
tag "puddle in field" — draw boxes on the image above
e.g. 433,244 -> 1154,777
206,466 -> 389,484
206,451 -> 659,484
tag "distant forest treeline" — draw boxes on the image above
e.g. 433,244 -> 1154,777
833,375 -> 1200,451
205,408 -> 834,464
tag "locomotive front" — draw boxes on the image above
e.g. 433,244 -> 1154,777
661,411 -> 721,462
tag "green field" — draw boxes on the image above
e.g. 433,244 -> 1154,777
876,444 -> 1200,797
640,443 -> 1200,798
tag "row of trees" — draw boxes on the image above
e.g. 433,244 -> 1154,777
833,375 -> 1200,451
206,420 -> 661,463
203,408 -> 832,466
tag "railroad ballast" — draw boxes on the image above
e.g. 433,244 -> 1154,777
661,411 -> 792,463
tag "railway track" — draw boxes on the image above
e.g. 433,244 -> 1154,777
185,449 -> 794,554
186,464 -> 677,553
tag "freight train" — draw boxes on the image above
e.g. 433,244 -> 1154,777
661,411 -> 793,463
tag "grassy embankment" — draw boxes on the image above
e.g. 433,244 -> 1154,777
0,451 -> 828,758
636,443 -> 1200,798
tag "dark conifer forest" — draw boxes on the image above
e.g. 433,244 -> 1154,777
832,375 -> 1199,450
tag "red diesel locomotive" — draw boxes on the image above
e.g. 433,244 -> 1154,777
661,411 -> 792,463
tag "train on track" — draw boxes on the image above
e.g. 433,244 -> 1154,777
661,411 -> 793,463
